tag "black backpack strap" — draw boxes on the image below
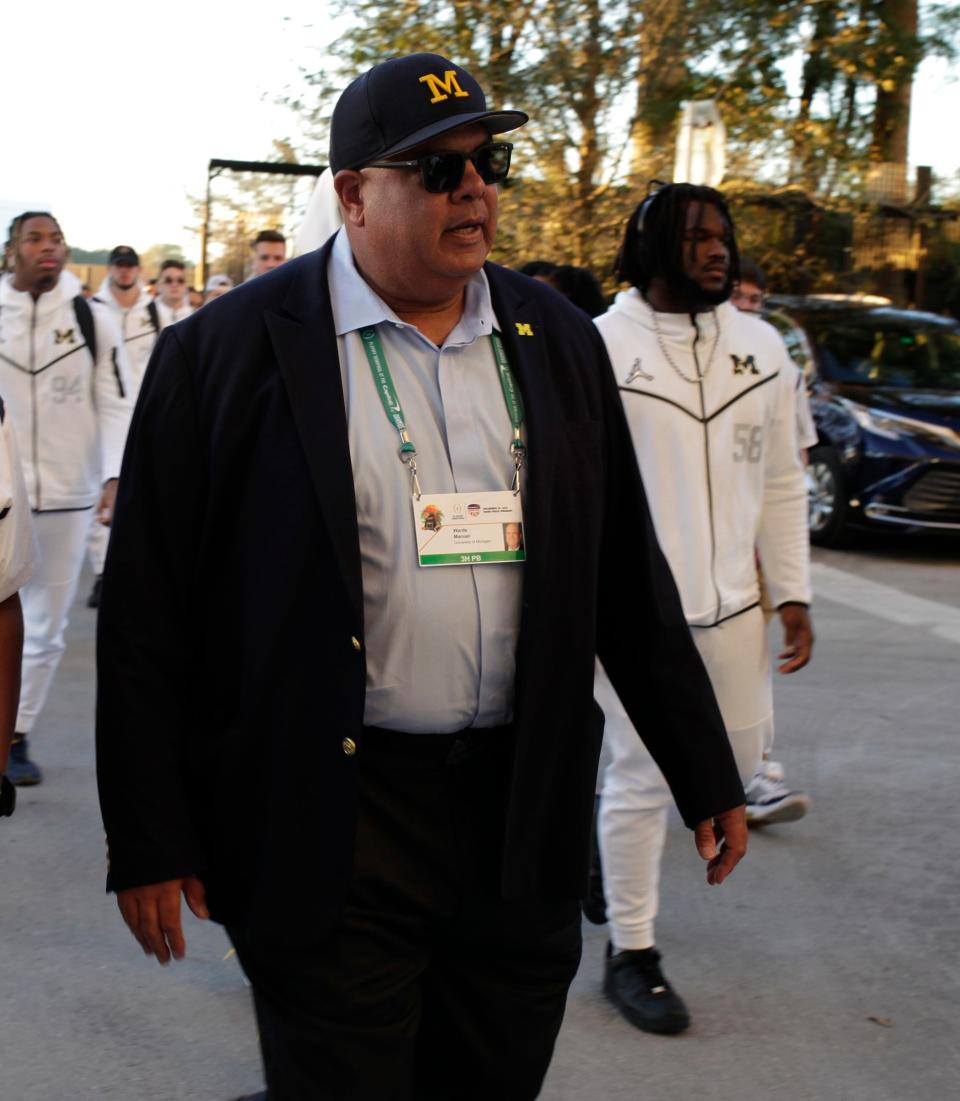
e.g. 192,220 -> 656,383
73,295 -> 97,363
147,299 -> 160,334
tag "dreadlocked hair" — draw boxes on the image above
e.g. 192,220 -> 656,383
614,184 -> 739,294
3,211 -> 62,273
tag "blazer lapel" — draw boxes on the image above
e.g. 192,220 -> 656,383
488,270 -> 559,579
266,243 -> 364,628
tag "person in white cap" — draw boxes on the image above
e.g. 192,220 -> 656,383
204,273 -> 234,303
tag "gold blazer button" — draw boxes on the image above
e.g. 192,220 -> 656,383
342,737 -> 357,756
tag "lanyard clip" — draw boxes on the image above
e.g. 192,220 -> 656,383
409,460 -> 422,500
510,439 -> 524,495
400,440 -> 422,499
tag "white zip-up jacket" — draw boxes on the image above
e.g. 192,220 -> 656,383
154,299 -> 193,330
596,290 -> 811,626
0,270 -> 133,511
93,279 -> 159,392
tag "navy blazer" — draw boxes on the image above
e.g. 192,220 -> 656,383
96,239 -> 743,939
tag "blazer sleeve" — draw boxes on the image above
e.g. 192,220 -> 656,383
96,327 -> 206,891
591,328 -> 745,827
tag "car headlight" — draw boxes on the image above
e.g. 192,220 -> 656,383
841,399 -> 960,449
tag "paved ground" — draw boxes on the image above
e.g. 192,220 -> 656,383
2,531 -> 959,1101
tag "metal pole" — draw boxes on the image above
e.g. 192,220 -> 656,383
198,160 -> 324,286
200,167 -> 213,291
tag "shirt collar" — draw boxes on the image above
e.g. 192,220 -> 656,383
328,227 -> 497,345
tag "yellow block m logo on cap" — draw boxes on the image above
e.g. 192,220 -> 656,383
419,70 -> 470,105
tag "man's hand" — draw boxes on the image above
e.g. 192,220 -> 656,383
777,604 -> 814,674
694,805 -> 748,885
117,876 -> 209,964
97,478 -> 119,526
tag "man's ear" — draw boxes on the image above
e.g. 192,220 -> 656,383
334,170 -> 365,228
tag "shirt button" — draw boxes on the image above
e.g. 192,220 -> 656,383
342,737 -> 357,756
350,636 -> 362,652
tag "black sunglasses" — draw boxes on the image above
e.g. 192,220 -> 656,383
365,141 -> 513,194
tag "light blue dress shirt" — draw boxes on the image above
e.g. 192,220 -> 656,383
328,229 -> 524,733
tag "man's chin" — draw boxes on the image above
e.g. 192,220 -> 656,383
439,243 -> 491,280
698,283 -> 731,307
676,272 -> 732,309
664,273 -> 732,311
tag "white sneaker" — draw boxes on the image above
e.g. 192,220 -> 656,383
744,760 -> 811,826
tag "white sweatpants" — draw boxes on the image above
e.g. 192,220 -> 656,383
597,606 -> 772,950
16,509 -> 92,734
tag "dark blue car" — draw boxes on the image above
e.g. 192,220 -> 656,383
765,296 -> 960,545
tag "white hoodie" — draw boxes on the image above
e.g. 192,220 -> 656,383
596,290 -> 810,626
154,298 -> 193,330
93,278 -> 159,392
0,270 -> 133,511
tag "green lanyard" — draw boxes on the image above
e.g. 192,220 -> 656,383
359,326 -> 526,496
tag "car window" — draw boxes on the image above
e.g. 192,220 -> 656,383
810,320 -> 960,390
764,309 -> 815,380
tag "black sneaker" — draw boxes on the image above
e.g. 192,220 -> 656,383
8,735 -> 43,786
87,575 -> 103,609
603,944 -> 690,1034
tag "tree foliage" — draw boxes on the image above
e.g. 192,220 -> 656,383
138,243 -> 190,277
68,246 -> 111,265
279,0 -> 959,293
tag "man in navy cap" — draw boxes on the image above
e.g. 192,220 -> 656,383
93,246 -> 159,393
86,245 -> 159,607
97,54 -> 748,1100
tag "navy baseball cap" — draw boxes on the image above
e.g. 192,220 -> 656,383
329,53 -> 528,173
108,245 -> 140,266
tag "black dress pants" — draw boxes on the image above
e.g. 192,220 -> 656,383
228,726 -> 583,1101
